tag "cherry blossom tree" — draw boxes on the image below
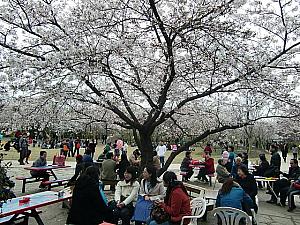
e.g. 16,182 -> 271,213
0,0 -> 300,174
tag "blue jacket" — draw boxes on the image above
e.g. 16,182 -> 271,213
216,186 -> 253,210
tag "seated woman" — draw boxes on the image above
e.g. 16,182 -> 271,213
196,154 -> 215,182
231,157 -> 242,179
235,165 -> 258,213
118,153 -> 130,180
147,171 -> 191,225
134,165 -> 166,225
216,178 -> 254,223
68,154 -> 84,186
66,166 -> 110,225
180,151 -> 193,181
216,158 -> 231,183
113,166 -> 140,225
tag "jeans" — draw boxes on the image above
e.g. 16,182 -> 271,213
146,218 -> 169,225
159,156 -> 165,167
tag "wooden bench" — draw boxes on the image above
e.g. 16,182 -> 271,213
41,179 -> 70,190
16,176 -> 44,193
0,209 -> 42,224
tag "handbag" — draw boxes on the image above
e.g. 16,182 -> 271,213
151,204 -> 170,224
53,154 -> 66,166
292,182 -> 300,190
132,195 -> 153,222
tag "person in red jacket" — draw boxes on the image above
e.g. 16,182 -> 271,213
148,171 -> 191,225
195,154 -> 215,182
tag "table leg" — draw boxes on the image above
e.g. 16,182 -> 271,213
267,181 -> 281,206
31,209 -> 45,225
50,169 -> 58,180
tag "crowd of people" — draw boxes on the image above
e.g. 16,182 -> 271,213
2,131 -> 300,224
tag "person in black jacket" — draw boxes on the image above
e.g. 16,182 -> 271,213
235,165 -> 258,213
267,159 -> 300,205
180,151 -> 193,181
253,154 -> 270,188
67,154 -> 84,186
118,153 -> 130,180
270,144 -> 281,172
66,166 -> 111,225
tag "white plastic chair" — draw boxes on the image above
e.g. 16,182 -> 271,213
180,197 -> 206,225
212,207 -> 251,225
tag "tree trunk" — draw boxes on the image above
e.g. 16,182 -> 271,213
139,132 -> 154,167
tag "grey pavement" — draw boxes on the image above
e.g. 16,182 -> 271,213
3,152 -> 300,225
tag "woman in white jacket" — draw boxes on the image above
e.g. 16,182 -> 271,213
113,166 -> 140,225
134,165 -> 166,225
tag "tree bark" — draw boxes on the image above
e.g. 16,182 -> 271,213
139,131 -> 154,167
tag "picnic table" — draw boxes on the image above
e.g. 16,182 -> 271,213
0,190 -> 72,225
17,165 -> 71,193
254,176 -> 280,204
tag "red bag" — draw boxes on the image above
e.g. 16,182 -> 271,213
292,182 -> 300,190
53,155 -> 66,166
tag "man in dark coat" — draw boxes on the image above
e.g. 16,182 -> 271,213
267,159 -> 300,205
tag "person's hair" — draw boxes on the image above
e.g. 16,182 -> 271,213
106,152 -> 113,159
185,151 -> 191,158
238,164 -> 249,176
220,178 -> 234,194
163,171 -> 188,203
242,152 -> 248,159
218,158 -> 223,165
76,154 -> 83,162
259,153 -> 267,161
83,166 -> 99,183
237,153 -> 243,158
235,157 -> 242,163
207,143 -> 211,146
145,165 -> 159,188
228,146 -> 234,152
40,151 -> 46,156
125,166 -> 138,185
291,158 -> 298,165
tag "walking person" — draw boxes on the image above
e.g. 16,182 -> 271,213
281,143 -> 288,163
156,141 -> 167,168
291,144 -> 299,160
18,133 -> 29,165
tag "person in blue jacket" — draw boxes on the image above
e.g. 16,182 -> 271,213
216,178 -> 254,214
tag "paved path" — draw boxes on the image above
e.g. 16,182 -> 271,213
3,152 -> 300,225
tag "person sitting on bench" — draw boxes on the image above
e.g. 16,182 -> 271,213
30,151 -> 49,188
101,152 -> 117,181
180,151 -> 193,181
196,153 -> 215,182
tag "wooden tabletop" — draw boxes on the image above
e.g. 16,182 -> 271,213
24,165 -> 71,171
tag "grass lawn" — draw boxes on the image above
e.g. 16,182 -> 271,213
1,138 -> 268,165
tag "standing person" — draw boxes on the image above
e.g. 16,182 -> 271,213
62,140 -> 69,159
66,166 -> 111,225
291,144 -> 299,160
113,166 -> 140,225
156,141 -> 167,168
180,151 -> 193,181
266,144 -> 281,177
74,138 -> 81,156
147,171 -> 191,225
68,139 -> 74,157
226,146 -> 236,172
253,154 -> 270,188
118,153 -> 130,180
18,133 -> 29,165
281,143 -> 288,163
30,151 -> 49,187
88,140 -> 96,159
4,141 -> 11,151
235,165 -> 258,213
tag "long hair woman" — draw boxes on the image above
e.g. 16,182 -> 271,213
147,171 -> 191,225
